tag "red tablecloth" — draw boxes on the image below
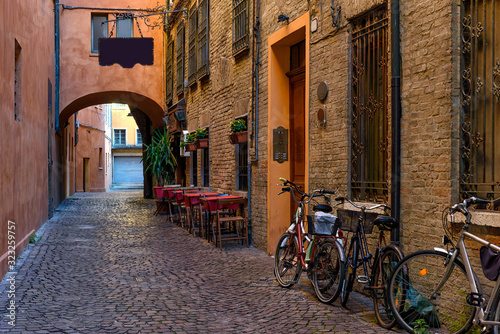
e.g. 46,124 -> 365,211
202,195 -> 242,211
184,192 -> 219,207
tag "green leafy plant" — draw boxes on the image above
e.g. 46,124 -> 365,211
413,319 -> 430,334
185,133 -> 196,143
143,128 -> 178,186
195,128 -> 208,139
230,119 -> 247,133
29,234 -> 42,244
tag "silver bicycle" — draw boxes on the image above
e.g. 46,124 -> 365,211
387,197 -> 500,334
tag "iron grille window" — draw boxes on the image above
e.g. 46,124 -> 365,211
176,24 -> 185,94
236,142 -> 248,191
350,5 -> 389,203
460,0 -> 500,209
232,0 -> 249,56
198,0 -> 210,79
201,147 -> 209,187
91,14 -> 108,53
166,39 -> 173,104
188,6 -> 198,86
114,129 -> 126,145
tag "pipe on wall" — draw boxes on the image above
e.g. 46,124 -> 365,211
390,0 -> 401,245
54,0 -> 60,132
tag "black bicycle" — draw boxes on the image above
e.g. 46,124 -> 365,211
336,197 -> 403,329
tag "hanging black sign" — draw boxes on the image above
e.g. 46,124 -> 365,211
98,38 -> 154,68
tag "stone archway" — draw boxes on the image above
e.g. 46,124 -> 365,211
60,91 -> 165,129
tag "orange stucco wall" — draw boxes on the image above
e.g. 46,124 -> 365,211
266,13 -> 310,254
75,106 -> 110,192
58,0 -> 166,128
0,0 -> 56,278
112,104 -> 140,146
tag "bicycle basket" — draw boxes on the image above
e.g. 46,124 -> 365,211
306,212 -> 339,236
336,209 -> 380,234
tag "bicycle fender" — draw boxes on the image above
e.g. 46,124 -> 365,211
434,247 -> 453,256
335,239 -> 346,262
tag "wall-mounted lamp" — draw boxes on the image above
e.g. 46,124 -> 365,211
277,14 -> 289,24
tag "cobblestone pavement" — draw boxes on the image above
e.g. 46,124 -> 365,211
0,191 -> 404,333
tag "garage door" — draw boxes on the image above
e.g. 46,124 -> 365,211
113,156 -> 144,183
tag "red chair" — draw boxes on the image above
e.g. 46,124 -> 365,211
214,197 -> 249,250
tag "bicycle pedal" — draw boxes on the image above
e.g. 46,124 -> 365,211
357,275 -> 369,284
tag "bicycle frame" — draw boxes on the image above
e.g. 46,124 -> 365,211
287,204 -> 310,268
430,202 -> 500,329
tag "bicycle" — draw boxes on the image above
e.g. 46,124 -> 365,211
387,197 -> 500,334
335,197 -> 403,329
273,178 -> 346,304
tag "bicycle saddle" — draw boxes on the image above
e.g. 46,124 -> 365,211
312,204 -> 333,213
373,216 -> 398,231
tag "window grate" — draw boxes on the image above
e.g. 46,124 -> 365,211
350,5 -> 389,203
176,24 -> 185,94
188,6 -> 198,86
232,0 -> 249,56
460,0 -> 500,209
198,0 -> 210,79
166,39 -> 173,104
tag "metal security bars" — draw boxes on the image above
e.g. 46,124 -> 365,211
232,0 -> 249,56
188,6 -> 197,87
166,40 -> 173,104
350,5 -> 389,203
460,0 -> 500,209
176,24 -> 185,94
197,0 -> 209,79
237,143 -> 248,191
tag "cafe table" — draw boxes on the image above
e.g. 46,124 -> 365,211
184,192 -> 219,237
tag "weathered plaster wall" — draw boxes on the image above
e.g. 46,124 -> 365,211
0,0 -> 56,278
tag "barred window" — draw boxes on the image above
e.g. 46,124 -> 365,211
166,39 -> 173,105
350,5 -> 389,203
176,24 -> 185,94
460,0 -> 500,209
236,142 -> 248,191
198,0 -> 210,79
201,147 -> 209,187
188,5 -> 198,86
232,0 -> 249,56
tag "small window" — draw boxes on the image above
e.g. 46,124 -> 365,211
99,148 -> 103,168
166,39 -> 174,104
136,129 -> 142,146
91,14 -> 108,53
117,17 -> 133,37
114,129 -> 126,145
14,39 -> 22,121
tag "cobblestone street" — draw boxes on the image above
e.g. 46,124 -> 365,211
0,192 -> 402,333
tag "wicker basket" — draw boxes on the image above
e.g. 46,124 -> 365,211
336,209 -> 380,234
306,213 -> 339,236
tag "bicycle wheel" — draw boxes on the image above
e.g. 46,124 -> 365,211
371,245 -> 404,329
341,240 -> 356,306
387,250 -> 475,334
312,239 -> 345,304
274,232 -> 302,288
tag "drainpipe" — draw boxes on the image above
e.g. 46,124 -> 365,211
248,0 -> 260,245
54,0 -> 60,132
390,0 -> 401,245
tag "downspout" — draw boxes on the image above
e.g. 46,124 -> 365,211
390,0 -> 401,245
54,0 -> 60,132
249,0 -> 260,244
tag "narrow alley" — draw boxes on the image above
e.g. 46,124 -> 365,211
0,192 -> 400,333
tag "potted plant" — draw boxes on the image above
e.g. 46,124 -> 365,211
183,133 -> 196,151
229,119 -> 247,144
195,128 -> 209,148
143,128 -> 178,186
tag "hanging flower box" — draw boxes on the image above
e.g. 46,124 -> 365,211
195,138 -> 209,149
185,143 -> 197,151
229,131 -> 248,144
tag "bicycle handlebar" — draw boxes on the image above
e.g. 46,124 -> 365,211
335,196 -> 391,211
450,196 -> 494,216
277,178 -> 335,205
